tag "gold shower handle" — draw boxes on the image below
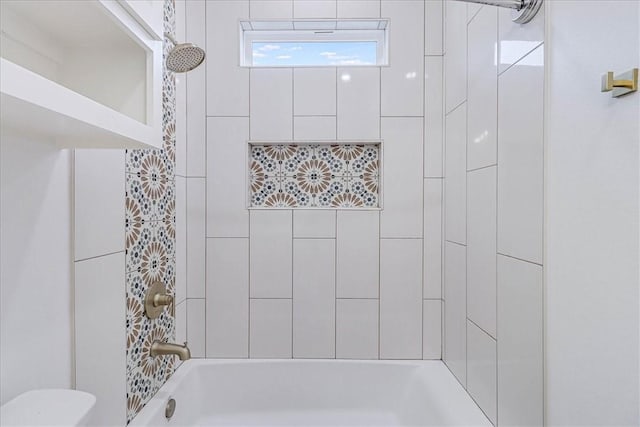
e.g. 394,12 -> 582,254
144,282 -> 173,319
601,68 -> 638,97
153,293 -> 173,307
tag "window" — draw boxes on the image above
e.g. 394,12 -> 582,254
240,19 -> 389,67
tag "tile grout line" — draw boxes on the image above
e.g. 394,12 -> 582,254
497,252 -> 542,267
203,0 -> 208,358
421,0 -> 426,360
467,316 -> 496,342
465,4 -> 469,388
378,6 -> 382,359
291,210 -> 294,358
467,163 -> 498,174
183,2 -> 190,361
74,250 -> 125,264
334,209 -> 338,359
495,12 -> 500,420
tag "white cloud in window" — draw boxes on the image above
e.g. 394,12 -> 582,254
253,51 -> 267,57
319,51 -> 337,57
258,44 -> 281,51
276,55 -> 292,59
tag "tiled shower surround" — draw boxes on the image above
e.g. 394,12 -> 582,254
441,1 -> 544,425
176,1 -> 545,425
124,0 -> 176,422
178,0 -> 443,362
249,143 -> 381,208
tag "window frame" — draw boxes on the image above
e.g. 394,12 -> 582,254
239,19 -> 390,68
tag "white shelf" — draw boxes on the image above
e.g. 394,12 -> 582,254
1,59 -> 153,148
0,0 -> 163,149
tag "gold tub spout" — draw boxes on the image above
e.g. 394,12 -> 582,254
150,341 -> 191,361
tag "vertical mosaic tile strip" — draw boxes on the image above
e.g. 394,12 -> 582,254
249,144 -> 381,208
124,0 -> 176,422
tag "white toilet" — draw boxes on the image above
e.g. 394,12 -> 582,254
0,389 -> 96,426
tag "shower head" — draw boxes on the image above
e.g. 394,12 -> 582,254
165,33 -> 205,73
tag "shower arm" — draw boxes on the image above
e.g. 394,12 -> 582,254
164,32 -> 179,46
453,0 -> 543,24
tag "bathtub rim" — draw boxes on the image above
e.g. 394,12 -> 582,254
129,359 -> 486,426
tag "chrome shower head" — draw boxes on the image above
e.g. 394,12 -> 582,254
165,33 -> 205,73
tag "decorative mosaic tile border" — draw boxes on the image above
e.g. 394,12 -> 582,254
249,143 -> 381,208
124,0 -> 176,423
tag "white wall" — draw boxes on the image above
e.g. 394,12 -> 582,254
73,149 -> 126,426
545,1 -> 640,425
182,0 -> 444,360
443,1 -> 544,424
0,129 -> 72,404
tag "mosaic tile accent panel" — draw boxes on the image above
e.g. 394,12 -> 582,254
125,0 -> 176,423
249,144 -> 381,208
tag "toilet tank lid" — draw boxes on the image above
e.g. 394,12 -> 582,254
0,389 -> 96,426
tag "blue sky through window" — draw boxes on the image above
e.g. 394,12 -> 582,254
252,41 -> 377,66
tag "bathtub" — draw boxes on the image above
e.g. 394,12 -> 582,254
129,359 -> 491,426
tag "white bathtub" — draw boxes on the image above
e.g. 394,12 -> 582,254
130,360 -> 491,426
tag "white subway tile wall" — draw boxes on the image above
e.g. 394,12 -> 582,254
186,0 -> 446,365
294,68 -> 337,116
294,0 -> 336,19
175,176 -> 187,304
336,299 -> 379,359
381,0 -> 424,117
206,117 -> 250,238
423,178 -> 443,299
336,210 -> 380,299
444,241 -> 467,385
292,239 -> 336,358
249,299 -> 293,358
445,102 -> 467,245
206,238 -> 249,358
337,67 -> 380,139
249,210 -> 293,298
75,253 -> 127,426
186,177 -> 205,298
442,1 -> 544,424
380,117 -> 424,238
467,6 -> 497,171
206,1 -> 250,116
424,0 -> 444,55
444,0 -> 467,113
293,210 -> 336,238
187,298 -> 206,358
250,68 -> 294,141
424,56 -> 444,177
467,166 -> 497,338
497,45 -> 544,265
379,238 -> 423,359
337,0 -> 379,19
185,0 -> 207,177
74,150 -> 125,261
293,116 -> 337,140
422,299 -> 442,360
497,255 -> 543,426
149,2 -> 545,426
466,320 -> 497,424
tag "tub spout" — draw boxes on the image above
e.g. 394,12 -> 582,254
150,341 -> 191,361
